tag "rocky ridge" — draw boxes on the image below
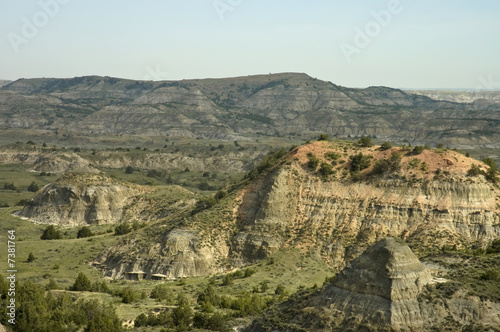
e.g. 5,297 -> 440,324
18,173 -> 146,226
246,238 -> 500,331
232,141 -> 500,266
94,141 -> 500,280
0,148 -> 99,174
2,74 -> 500,147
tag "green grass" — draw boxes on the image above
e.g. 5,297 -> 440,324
0,165 -> 59,206
0,207 -> 120,287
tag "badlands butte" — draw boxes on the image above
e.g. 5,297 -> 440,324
0,73 -> 499,331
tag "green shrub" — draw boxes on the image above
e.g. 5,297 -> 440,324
3,182 -> 17,190
15,199 -> 30,206
215,189 -> 228,200
120,287 -> 136,303
134,313 -> 148,327
71,272 -> 92,291
221,274 -> 233,286
193,196 -> 217,214
479,269 -> 500,281
412,146 -> 424,155
27,252 -> 36,263
482,158 -> 497,170
41,225 -> 62,240
380,141 -> 392,150
487,239 -> 500,254
275,285 -> 286,295
467,164 -> 482,177
27,181 -> 40,192
358,136 -> 373,147
91,281 -> 111,293
324,151 -> 341,161
307,153 -> 320,169
244,267 -> 256,278
260,280 -> 269,292
77,226 -> 94,238
151,284 -> 172,302
349,153 -> 372,173
408,158 -> 420,168
371,153 -> 401,175
114,223 -> 132,236
125,166 -> 134,174
318,134 -> 330,141
320,163 -> 335,176
245,148 -> 288,179
173,294 -> 193,331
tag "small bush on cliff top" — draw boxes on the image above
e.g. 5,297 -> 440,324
307,153 -> 320,169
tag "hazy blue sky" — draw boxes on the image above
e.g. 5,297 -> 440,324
1,0 -> 499,89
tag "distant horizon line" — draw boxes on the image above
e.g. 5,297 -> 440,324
1,73 -> 499,92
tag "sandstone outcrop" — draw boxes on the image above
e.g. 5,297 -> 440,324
232,142 -> 500,267
96,228 -> 219,279
0,149 -> 99,174
246,238 -> 500,331
94,141 -> 499,280
18,173 -> 144,226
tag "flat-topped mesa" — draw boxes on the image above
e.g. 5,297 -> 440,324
334,237 -> 432,301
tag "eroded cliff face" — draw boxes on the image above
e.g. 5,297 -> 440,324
94,141 -> 499,280
2,74 -> 500,146
246,238 -> 500,332
0,149 -> 99,173
96,228 -> 220,279
232,142 -> 500,267
19,173 -> 144,226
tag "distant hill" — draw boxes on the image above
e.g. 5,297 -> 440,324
1,73 -> 500,148
0,80 -> 11,87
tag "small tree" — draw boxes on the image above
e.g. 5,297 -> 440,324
3,182 -> 17,191
77,226 -> 94,239
151,284 -> 172,302
318,134 -> 330,141
134,313 -> 148,327
275,284 -> 286,296
221,274 -> 233,286
114,223 -> 132,236
71,272 -> 92,291
173,294 -> 193,331
27,181 -> 40,192
27,252 -> 36,263
320,163 -> 335,176
215,190 -> 228,200
125,166 -> 134,174
307,153 -> 320,169
41,225 -> 62,240
467,164 -> 482,177
358,136 -> 373,147
380,142 -> 392,150
121,288 -> 136,303
349,153 -> 372,173
412,146 -> 424,155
